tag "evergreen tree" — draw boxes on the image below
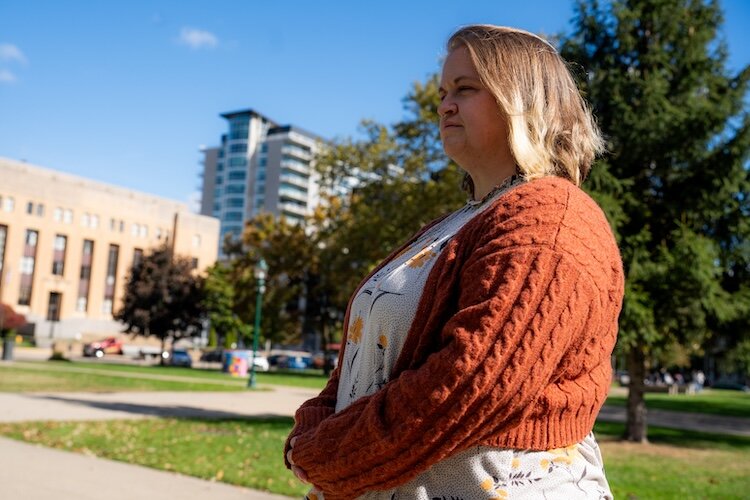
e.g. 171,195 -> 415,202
116,245 -> 205,362
561,0 -> 750,441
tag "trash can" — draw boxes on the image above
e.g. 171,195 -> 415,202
223,350 -> 248,377
2,337 -> 14,361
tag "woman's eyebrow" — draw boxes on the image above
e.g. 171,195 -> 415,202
439,75 -> 478,93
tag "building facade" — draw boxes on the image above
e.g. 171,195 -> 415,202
0,157 -> 220,343
200,109 -> 324,247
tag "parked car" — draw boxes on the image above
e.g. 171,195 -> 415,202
167,349 -> 192,367
200,348 -> 225,363
252,355 -> 270,372
83,337 -> 123,358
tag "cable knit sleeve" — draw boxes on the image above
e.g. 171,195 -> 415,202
291,242 -> 600,499
282,366 -> 340,468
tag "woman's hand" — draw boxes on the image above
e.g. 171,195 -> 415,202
287,436 -> 309,483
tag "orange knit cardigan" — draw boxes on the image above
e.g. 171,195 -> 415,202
284,177 -> 624,499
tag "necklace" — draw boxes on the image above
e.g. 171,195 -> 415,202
466,173 -> 524,208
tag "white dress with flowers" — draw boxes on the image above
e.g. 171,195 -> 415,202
310,178 -> 613,500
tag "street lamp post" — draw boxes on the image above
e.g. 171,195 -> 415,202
248,258 -> 267,389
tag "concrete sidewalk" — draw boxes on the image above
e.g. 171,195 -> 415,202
0,436 -> 293,500
0,386 -> 318,423
1,372 -> 748,499
0,386 -> 319,500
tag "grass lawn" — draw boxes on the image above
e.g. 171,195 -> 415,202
594,421 -> 750,499
605,389 -> 750,418
0,360 -> 329,392
1,417 -> 748,499
0,362 -> 246,392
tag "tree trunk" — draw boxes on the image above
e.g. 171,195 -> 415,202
160,337 -> 167,366
625,347 -> 648,443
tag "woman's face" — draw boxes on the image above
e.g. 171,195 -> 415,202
438,46 -> 510,170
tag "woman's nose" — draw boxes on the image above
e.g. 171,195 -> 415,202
438,98 -> 457,118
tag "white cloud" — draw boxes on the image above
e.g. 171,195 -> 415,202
177,27 -> 218,50
0,44 -> 27,64
0,69 -> 16,83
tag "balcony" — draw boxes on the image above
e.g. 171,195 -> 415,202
281,160 -> 309,176
279,187 -> 308,204
279,201 -> 308,217
282,146 -> 312,161
279,173 -> 309,190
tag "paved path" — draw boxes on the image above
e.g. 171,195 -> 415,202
0,384 -> 318,500
0,436 -> 293,500
0,386 -> 317,423
1,356 -> 748,499
597,405 -> 750,437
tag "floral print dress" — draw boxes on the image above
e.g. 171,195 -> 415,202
309,178 -> 613,500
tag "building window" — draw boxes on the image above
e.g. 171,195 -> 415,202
225,184 -> 244,194
133,248 -> 144,268
18,229 -> 39,306
63,209 -> 73,224
191,258 -> 199,270
192,235 -> 201,248
131,224 -> 139,237
258,157 -> 267,167
260,143 -> 268,153
156,228 -> 163,240
2,197 -> 14,212
119,220 -> 124,233
217,162 -> 224,172
103,244 -> 119,314
228,171 -> 246,181
139,225 -> 148,238
0,225 -> 7,294
77,240 -> 94,312
215,176 -> 223,185
36,204 -> 45,217
230,143 -> 247,154
81,213 -> 90,227
26,202 -> 34,214
54,208 -> 63,222
47,292 -> 62,323
52,234 -> 67,276
225,211 -> 243,222
229,157 -> 246,167
90,214 -> 99,229
227,198 -> 244,208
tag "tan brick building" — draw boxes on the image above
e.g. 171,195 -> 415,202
0,157 -> 219,344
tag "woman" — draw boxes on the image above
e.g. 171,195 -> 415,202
285,25 -> 624,499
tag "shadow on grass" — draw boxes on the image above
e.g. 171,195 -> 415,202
594,421 -> 750,451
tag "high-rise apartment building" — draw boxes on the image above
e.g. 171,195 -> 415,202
200,109 -> 324,247
0,157 -> 220,343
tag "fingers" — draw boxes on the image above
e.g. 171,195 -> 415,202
288,435 -> 308,483
292,465 -> 309,483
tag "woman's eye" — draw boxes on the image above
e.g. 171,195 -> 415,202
457,86 -> 474,93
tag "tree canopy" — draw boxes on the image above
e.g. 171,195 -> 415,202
561,0 -> 750,441
116,245 -> 205,357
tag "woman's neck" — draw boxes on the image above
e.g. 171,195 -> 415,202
469,162 -> 518,200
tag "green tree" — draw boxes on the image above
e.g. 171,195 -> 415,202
0,303 -> 26,338
561,0 -> 750,441
115,245 -> 205,363
204,262 -> 245,348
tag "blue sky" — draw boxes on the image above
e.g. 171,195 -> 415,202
1,1 -> 748,208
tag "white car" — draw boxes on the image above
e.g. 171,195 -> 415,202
252,355 -> 270,372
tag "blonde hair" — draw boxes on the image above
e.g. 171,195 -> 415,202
447,25 -> 604,187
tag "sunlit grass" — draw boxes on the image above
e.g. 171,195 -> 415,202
1,417 -> 748,499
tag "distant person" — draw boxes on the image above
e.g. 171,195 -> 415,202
694,370 -> 706,393
284,25 -> 624,499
